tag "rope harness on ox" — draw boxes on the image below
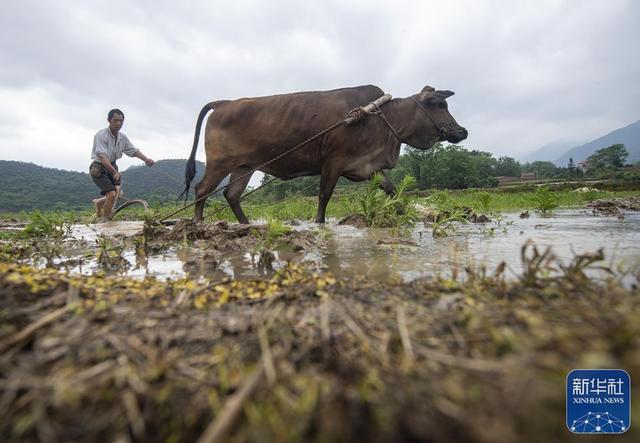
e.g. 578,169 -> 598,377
158,94 -> 402,223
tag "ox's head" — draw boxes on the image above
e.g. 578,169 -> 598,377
403,86 -> 468,149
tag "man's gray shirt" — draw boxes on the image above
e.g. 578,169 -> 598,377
91,128 -> 139,163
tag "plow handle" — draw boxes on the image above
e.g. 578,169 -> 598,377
343,94 -> 392,125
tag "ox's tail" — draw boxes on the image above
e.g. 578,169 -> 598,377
179,100 -> 230,201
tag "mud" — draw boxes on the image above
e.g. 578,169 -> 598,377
338,214 -> 368,229
1,246 -> 639,443
421,206 -> 492,224
588,196 -> 640,216
153,219 -> 318,253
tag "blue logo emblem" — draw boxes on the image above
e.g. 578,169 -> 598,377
567,369 -> 630,434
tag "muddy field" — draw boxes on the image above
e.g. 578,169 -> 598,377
1,197 -> 639,442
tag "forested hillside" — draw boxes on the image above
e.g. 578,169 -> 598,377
0,159 -> 208,211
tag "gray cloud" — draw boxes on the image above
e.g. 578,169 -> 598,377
1,0 -> 639,175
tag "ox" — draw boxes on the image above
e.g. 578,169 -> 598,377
181,84 -> 467,223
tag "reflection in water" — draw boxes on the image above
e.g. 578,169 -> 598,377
302,210 -> 640,284
62,210 -> 640,284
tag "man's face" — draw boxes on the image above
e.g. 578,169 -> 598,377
108,114 -> 124,133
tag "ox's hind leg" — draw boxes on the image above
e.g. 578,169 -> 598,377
194,164 -> 230,222
224,166 -> 253,224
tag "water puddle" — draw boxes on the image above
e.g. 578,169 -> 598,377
72,221 -> 147,242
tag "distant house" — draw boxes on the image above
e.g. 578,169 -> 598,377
520,172 -> 537,180
496,176 -> 519,185
577,160 -> 588,171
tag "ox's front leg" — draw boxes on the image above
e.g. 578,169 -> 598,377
379,171 -> 396,196
315,167 -> 340,224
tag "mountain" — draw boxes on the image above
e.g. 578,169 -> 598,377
0,161 -> 96,212
520,139 -> 583,163
0,159 -> 223,212
554,120 -> 640,166
121,159 -> 207,201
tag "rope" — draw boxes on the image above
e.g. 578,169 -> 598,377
409,96 -> 444,137
204,178 -> 318,220
203,176 -> 279,219
240,179 -> 320,210
369,104 -> 402,141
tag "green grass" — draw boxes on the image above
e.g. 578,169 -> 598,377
1,189 -> 639,225
359,174 -> 419,228
421,189 -> 639,213
531,185 -> 560,214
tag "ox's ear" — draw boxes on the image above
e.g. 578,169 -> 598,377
422,90 -> 455,104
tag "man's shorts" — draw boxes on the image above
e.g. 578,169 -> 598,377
89,161 -> 120,195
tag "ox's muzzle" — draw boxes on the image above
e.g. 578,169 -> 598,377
442,127 -> 468,144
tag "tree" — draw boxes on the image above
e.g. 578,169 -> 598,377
567,158 -> 576,178
399,146 -> 433,188
522,161 -> 559,179
391,144 -> 500,189
495,156 -> 522,177
587,144 -> 629,169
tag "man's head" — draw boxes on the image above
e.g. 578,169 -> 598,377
107,109 -> 125,133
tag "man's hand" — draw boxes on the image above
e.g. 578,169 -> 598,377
113,171 -> 122,182
145,158 -> 155,167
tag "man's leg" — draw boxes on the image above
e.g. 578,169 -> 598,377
90,162 -> 115,218
102,190 -> 117,219
93,197 -> 106,217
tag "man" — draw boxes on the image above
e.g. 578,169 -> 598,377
89,109 -> 155,221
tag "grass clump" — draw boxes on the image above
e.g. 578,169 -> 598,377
359,173 -> 419,228
531,185 -> 560,214
475,191 -> 492,212
431,208 -> 469,237
21,211 -> 73,239
252,219 -> 291,272
95,235 -> 129,272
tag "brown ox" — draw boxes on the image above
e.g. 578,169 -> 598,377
181,84 -> 467,223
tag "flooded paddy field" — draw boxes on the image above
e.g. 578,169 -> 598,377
41,208 -> 640,285
1,197 -> 639,442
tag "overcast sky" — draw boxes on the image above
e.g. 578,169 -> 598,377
1,0 -> 639,180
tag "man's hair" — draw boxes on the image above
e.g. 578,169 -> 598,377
108,109 -> 125,120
